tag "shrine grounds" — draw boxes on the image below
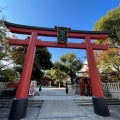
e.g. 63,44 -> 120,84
0,87 -> 120,120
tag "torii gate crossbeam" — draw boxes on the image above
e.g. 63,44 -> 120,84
4,21 -> 111,120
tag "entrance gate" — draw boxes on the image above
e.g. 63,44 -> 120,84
4,21 -> 111,120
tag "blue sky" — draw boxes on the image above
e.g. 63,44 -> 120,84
1,0 -> 120,62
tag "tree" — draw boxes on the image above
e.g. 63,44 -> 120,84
46,68 -> 68,87
0,20 -> 11,69
0,7 -> 20,82
94,6 -> 120,80
34,47 -> 53,70
53,53 -> 83,84
94,6 -> 120,47
1,69 -> 18,82
11,46 -> 53,80
0,7 -> 18,70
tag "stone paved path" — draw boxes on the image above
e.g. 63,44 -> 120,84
37,100 -> 86,119
0,87 -> 120,120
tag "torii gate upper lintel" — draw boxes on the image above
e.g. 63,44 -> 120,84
4,21 -> 112,120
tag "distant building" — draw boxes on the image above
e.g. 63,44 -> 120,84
76,60 -> 89,77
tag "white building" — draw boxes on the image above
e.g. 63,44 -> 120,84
76,60 -> 89,77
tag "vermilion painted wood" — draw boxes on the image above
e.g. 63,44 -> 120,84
8,26 -> 109,39
91,43 -> 108,50
9,39 -> 108,50
85,35 -> 104,97
16,32 -> 37,98
8,39 -> 30,46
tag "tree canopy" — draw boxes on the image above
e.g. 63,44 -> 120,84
94,5 -> 120,81
11,46 -> 53,80
46,68 -> 68,87
0,20 -> 11,69
94,5 -> 120,47
0,7 -> 53,81
53,53 -> 83,84
0,8 -> 20,82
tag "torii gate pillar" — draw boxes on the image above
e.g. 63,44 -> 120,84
8,32 -> 37,120
85,36 -> 110,116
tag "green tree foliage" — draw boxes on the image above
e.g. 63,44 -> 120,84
11,46 -> 53,80
0,7 -> 19,82
0,20 -> 10,68
0,8 -> 53,81
1,69 -> 18,82
10,46 -> 27,66
94,6 -> 120,47
34,47 -> 53,70
46,68 -> 68,87
94,6 -> 120,80
0,7 -> 18,70
53,53 -> 83,84
32,68 -> 44,80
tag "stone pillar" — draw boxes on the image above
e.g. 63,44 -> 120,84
73,83 -> 79,94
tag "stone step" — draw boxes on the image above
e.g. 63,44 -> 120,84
74,99 -> 93,106
75,100 -> 92,102
28,100 -> 43,107
0,99 -> 43,108
107,102 -> 120,105
75,103 -> 93,106
0,99 -> 12,108
74,98 -> 120,106
106,98 -> 119,100
106,98 -> 120,105
106,100 -> 120,102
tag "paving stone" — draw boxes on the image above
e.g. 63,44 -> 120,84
0,87 -> 120,120
89,117 -> 103,120
37,100 -> 86,119
79,106 -> 99,118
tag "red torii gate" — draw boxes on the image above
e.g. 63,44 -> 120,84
4,21 -> 111,120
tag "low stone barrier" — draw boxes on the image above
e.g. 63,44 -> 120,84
102,82 -> 120,100
0,82 -> 9,90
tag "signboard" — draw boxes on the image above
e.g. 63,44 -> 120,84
55,26 -> 71,46
29,80 -> 36,95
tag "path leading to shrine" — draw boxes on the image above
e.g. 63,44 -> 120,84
32,87 -> 120,120
0,87 -> 120,120
29,87 -> 92,100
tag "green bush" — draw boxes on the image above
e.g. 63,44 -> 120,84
0,76 -> 9,82
1,69 -> 18,82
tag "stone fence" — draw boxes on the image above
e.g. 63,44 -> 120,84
102,82 -> 120,100
102,82 -> 120,90
0,82 -> 9,90
0,82 -> 120,99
